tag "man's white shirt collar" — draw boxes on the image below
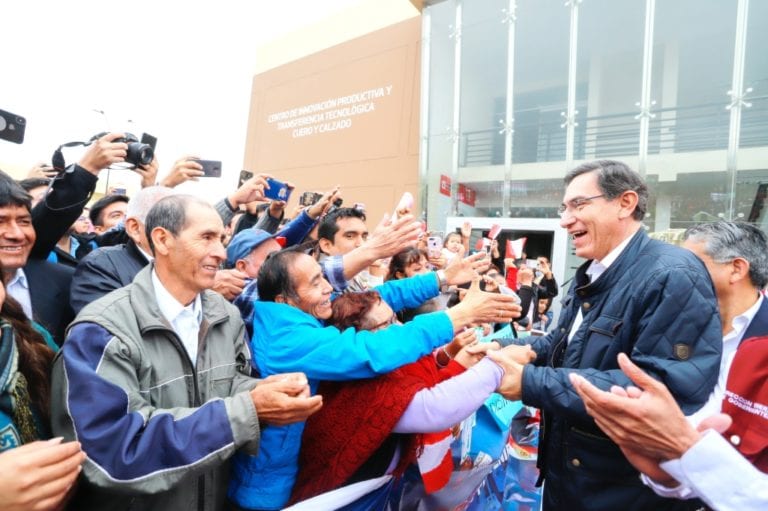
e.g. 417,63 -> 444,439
151,270 -> 202,326
6,268 -> 33,319
7,268 -> 28,289
586,227 -> 640,283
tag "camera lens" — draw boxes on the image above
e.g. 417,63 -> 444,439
126,143 -> 154,167
15,116 -> 25,125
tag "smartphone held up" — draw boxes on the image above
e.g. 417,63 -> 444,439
0,108 -> 26,144
264,177 -> 292,202
427,235 -> 443,259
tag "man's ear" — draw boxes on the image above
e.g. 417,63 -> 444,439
235,259 -> 248,273
618,190 -> 639,220
730,257 -> 751,284
317,237 -> 334,255
150,227 -> 173,257
124,218 -> 142,244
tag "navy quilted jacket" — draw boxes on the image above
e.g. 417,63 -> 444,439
521,229 -> 722,511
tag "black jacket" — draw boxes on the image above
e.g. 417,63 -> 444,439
24,259 -> 74,347
70,241 -> 149,315
516,275 -> 559,327
30,165 -> 98,260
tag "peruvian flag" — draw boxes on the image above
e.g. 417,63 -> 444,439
488,224 -> 502,240
506,266 -> 519,291
416,430 -> 454,493
506,237 -> 527,259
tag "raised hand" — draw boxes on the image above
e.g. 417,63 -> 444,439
444,251 -> 491,286
159,155 -> 205,187
78,132 -> 128,174
446,278 -> 522,331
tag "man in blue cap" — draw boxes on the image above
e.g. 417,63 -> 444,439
227,229 -> 288,278
228,229 -> 290,339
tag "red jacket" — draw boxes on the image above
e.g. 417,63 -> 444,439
721,298 -> 768,473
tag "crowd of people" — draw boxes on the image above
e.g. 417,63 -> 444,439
0,134 -> 764,511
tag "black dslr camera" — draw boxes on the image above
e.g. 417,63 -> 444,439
105,132 -> 154,168
52,131 -> 156,173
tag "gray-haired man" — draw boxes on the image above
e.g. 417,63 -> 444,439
52,195 -> 322,511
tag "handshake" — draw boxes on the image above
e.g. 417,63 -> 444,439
487,343 -> 536,401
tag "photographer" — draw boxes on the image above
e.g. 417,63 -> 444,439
29,132 -> 128,260
0,133 -> 130,345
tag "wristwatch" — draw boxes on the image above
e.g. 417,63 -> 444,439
436,269 -> 448,291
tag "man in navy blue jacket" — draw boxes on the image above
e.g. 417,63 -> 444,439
492,160 -> 722,511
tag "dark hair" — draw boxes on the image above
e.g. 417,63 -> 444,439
387,247 -> 426,281
564,160 -> 648,221
17,177 -> 51,192
0,172 -> 32,211
328,291 -> 382,331
89,194 -> 129,226
0,259 -> 54,421
256,247 -> 306,302
445,231 -> 461,242
487,264 -> 502,275
317,207 -> 367,243
684,221 -> 768,289
537,296 -> 552,312
144,194 -> 210,254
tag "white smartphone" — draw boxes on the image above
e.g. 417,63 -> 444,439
427,235 -> 443,258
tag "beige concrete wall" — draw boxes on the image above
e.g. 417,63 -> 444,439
251,0 -> 419,76
244,14 -> 422,224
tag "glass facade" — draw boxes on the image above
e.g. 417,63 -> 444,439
422,0 -> 768,280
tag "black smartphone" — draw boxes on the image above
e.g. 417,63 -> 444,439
0,108 -> 26,144
299,191 -> 323,207
238,170 -> 254,188
197,160 -> 222,178
140,133 -> 158,151
264,177 -> 291,201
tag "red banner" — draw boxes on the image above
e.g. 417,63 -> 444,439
457,183 -> 476,206
439,175 -> 451,197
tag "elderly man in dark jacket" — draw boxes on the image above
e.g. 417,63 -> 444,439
493,160 -> 722,511
70,186 -> 174,314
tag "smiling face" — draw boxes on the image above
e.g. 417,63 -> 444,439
0,205 -> 35,274
559,171 -> 626,261
154,205 -> 226,304
284,253 -> 334,320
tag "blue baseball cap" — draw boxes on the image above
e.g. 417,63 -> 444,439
226,228 -> 286,268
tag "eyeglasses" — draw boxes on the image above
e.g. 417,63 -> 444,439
369,313 -> 399,332
557,194 -> 606,216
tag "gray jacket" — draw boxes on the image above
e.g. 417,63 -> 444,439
51,265 -> 260,511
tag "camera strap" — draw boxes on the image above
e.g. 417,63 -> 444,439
51,140 -> 92,172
